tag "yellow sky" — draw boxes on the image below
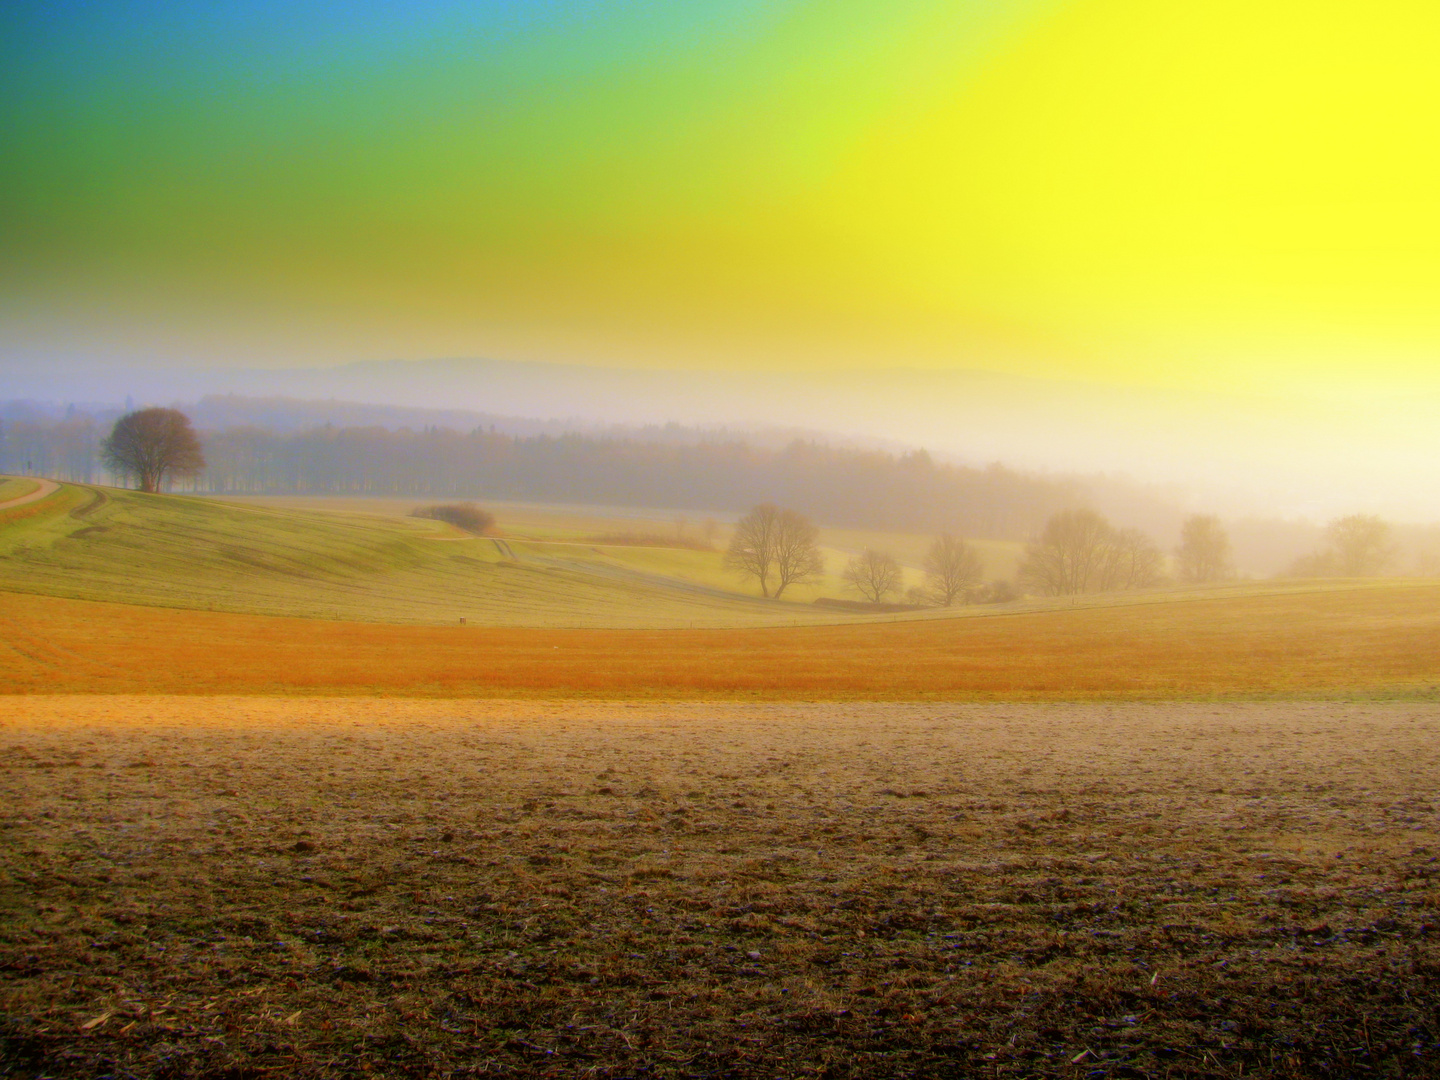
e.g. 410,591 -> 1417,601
3,0 -> 1438,400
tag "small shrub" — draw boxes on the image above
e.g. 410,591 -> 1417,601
411,503 -> 495,535
971,579 -> 1020,604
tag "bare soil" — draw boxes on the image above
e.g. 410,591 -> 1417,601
3,697 -> 1439,1078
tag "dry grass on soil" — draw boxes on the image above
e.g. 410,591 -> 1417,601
3,583 -> 1440,699
3,697 -> 1440,1078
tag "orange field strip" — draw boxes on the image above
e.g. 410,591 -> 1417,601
3,584 -> 1439,698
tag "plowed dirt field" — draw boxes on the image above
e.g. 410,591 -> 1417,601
3,697 -> 1439,1077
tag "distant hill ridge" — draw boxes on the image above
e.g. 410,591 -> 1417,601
0,394 -> 1183,541
3,393 -> 910,453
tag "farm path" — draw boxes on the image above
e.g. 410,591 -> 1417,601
0,478 -> 58,510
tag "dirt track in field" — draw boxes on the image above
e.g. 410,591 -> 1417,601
0,479 -> 58,511
3,697 -> 1440,1077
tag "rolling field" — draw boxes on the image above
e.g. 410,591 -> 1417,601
3,697 -> 1439,1077
200,494 -> 1027,604
2,580 -> 1438,699
0,484 -> 863,628
5,486 -> 1440,1078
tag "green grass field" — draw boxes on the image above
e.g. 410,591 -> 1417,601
0,477 -> 39,503
204,494 -> 1026,604
0,483 -> 928,628
1,482 -> 1407,633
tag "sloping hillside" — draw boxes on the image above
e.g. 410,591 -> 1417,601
0,483 -> 853,627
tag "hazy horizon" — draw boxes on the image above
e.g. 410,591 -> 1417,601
6,353 -> 1440,524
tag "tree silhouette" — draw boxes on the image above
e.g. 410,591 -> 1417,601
102,408 -> 205,493
843,548 -> 902,603
1326,514 -> 1394,576
1019,509 -> 1162,595
725,504 -> 824,598
922,533 -> 984,605
1175,514 -> 1233,583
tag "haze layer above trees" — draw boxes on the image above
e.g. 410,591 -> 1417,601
1,397 -> 1175,542
7,355 -> 1440,521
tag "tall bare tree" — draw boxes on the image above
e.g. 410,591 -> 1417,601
725,503 -> 780,597
1327,514 -> 1394,576
1175,514 -> 1233,583
724,504 -> 824,598
102,408 -> 205,493
1018,508 -> 1114,596
842,548 -> 902,603
769,508 -> 825,598
1099,527 -> 1164,590
922,533 -> 984,606
1019,509 -> 1164,595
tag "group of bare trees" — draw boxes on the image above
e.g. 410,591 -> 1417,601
1019,506 -> 1402,593
725,505 -> 992,607
1287,514 -> 1396,577
839,534 -> 988,605
1175,514 -> 1234,583
1017,509 -> 1163,596
1017,509 -> 1236,597
722,504 -> 826,599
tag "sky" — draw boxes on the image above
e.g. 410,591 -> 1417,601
3,0 -> 1440,405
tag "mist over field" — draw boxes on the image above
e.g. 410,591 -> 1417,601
7,354 -> 1440,527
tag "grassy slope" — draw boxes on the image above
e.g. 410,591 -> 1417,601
208,494 -> 1028,602
0,477 -> 39,503
0,485 -> 862,628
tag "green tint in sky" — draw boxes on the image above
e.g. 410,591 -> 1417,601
3,0 -> 1439,396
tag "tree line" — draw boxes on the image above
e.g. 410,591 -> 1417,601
30,406 -> 1417,598
1015,508 -> 1234,596
720,501 -> 1241,607
0,407 -> 1097,539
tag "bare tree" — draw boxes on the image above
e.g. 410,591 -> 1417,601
1099,527 -> 1164,590
1327,514 -> 1394,576
1175,514 -> 1233,583
1018,508 -> 1114,596
1020,509 -> 1164,595
770,508 -> 825,598
842,548 -> 902,603
922,533 -> 984,606
101,408 -> 205,493
725,504 -> 780,596
724,504 -> 824,598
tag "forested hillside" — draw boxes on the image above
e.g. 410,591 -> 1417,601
0,397 -> 1178,539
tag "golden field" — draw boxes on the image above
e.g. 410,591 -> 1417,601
2,580 -> 1439,699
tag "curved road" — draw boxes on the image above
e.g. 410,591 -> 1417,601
0,478 -> 59,511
